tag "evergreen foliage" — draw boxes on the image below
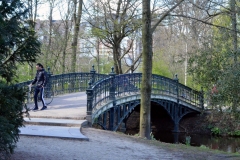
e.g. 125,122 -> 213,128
0,84 -> 29,159
0,0 -> 41,82
0,0 -> 40,158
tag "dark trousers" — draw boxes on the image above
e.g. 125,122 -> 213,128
34,86 -> 46,108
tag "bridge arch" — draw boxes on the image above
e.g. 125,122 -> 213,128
87,72 -> 204,132
92,97 -> 200,132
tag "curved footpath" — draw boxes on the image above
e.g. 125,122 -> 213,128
11,92 -> 240,160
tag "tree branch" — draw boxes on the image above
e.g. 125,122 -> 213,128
171,13 -> 240,34
124,52 -> 142,73
151,0 -> 185,33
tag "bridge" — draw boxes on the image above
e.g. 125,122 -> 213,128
16,66 -> 204,133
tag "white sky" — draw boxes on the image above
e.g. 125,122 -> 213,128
37,2 -> 62,20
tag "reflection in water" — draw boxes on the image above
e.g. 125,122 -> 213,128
154,131 -> 240,153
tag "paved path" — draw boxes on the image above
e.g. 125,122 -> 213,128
26,92 -> 87,119
20,92 -> 88,140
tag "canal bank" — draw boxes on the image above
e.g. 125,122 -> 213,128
11,127 -> 240,160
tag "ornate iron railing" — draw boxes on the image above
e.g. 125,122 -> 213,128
15,80 -> 33,103
15,66 -> 108,103
51,72 -> 107,95
151,74 -> 203,107
87,70 -> 204,119
51,66 -> 108,95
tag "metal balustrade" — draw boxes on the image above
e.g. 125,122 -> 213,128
15,66 -> 108,103
87,72 -> 204,119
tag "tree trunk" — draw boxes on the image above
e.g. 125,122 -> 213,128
230,0 -> 238,113
117,58 -> 122,74
139,0 -> 152,139
230,0 -> 237,63
28,0 -> 33,20
45,3 -> 53,67
33,0 -> 38,25
113,47 -> 119,74
62,20 -> 69,73
71,0 -> 83,72
112,0 -> 123,75
113,43 -> 123,74
96,39 -> 100,73
117,46 -> 123,74
29,0 -> 39,78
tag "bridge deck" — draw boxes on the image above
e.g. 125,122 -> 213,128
26,92 -> 87,120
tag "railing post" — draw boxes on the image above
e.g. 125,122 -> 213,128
173,74 -> 179,132
109,67 -> 116,101
90,65 -> 96,84
109,67 -> 116,131
174,74 -> 179,99
201,87 -> 204,110
47,67 -> 53,93
86,81 -> 93,124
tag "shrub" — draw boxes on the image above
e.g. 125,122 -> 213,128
211,127 -> 221,135
0,82 -> 29,159
229,130 -> 240,137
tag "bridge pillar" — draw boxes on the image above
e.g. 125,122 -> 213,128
173,133 -> 179,144
119,120 -> 126,132
109,107 -> 115,131
103,112 -> 107,129
86,82 -> 93,124
173,74 -> 180,132
173,122 -> 179,133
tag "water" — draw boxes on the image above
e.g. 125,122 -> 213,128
125,105 -> 240,153
153,131 -> 240,153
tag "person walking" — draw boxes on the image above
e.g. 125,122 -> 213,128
29,63 -> 48,111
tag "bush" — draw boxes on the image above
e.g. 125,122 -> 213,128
0,82 -> 29,159
229,130 -> 240,137
211,127 -> 221,135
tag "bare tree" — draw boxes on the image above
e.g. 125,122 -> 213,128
71,0 -> 83,72
140,0 -> 152,139
26,0 -> 44,78
27,0 -> 44,27
140,0 -> 184,139
44,0 -> 58,67
152,0 -> 214,84
58,0 -> 74,73
86,0 -> 142,74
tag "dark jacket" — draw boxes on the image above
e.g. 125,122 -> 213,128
31,68 -> 47,87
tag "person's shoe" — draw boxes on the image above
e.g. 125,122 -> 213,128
40,106 -> 47,110
32,107 -> 38,111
